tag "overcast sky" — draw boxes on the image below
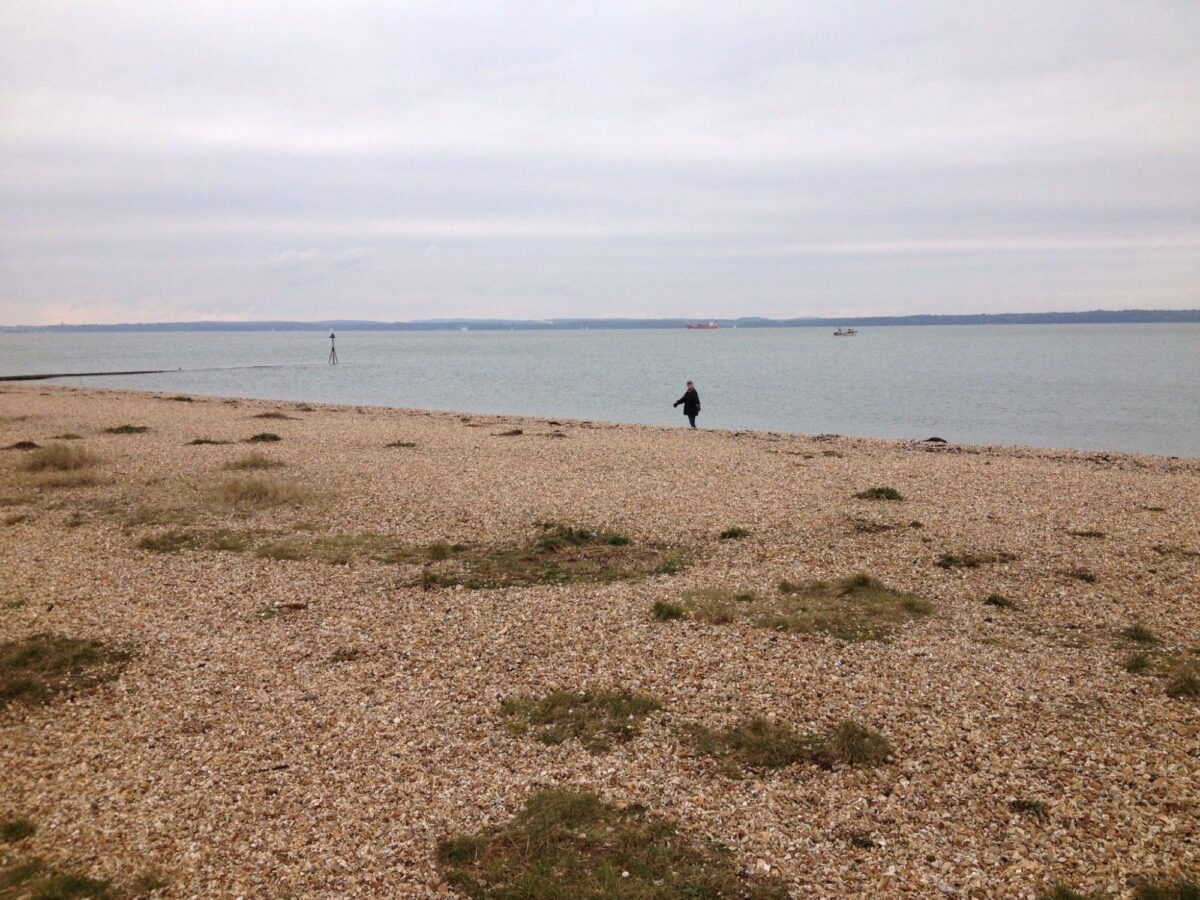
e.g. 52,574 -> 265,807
1,1 -> 1197,324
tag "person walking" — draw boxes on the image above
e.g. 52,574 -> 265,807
673,380 -> 701,428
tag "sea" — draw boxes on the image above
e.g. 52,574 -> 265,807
2,324 -> 1198,457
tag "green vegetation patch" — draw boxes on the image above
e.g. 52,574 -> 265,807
420,523 -> 680,590
187,437 -> 230,446
854,486 -> 903,501
103,424 -> 148,434
651,600 -> 684,621
686,716 -> 892,772
684,575 -> 930,641
385,440 -> 417,448
49,433 -> 82,441
1134,878 -> 1200,899
245,432 -> 281,443
252,411 -> 294,420
501,690 -> 662,752
3,441 -> 39,451
1,819 -> 35,843
436,788 -> 789,900
0,633 -> 131,710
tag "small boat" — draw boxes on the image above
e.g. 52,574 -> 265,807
833,328 -> 858,336
686,321 -> 719,330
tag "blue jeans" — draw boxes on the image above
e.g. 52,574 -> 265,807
687,415 -> 697,428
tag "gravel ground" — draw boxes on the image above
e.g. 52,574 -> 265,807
0,385 -> 1196,898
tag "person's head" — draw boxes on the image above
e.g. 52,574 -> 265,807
686,380 -> 694,389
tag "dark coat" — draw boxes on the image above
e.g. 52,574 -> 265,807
674,388 -> 700,417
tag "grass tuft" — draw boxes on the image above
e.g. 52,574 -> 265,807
213,477 -> 308,509
223,451 -> 285,471
1061,567 -> 1098,583
680,576 -> 931,640
501,690 -> 661,752
49,433 -> 82,440
652,600 -> 685,621
1165,670 -> 1200,699
1123,652 -> 1154,675
385,441 -> 417,448
419,524 -> 676,589
983,594 -> 1015,609
1134,879 -> 1200,899
252,411 -> 294,420
496,428 -> 524,436
188,437 -> 229,446
0,633 -> 131,709
718,527 -> 750,540
3,441 -> 39,450
855,486 -> 903,501
104,424 -> 148,434
1067,528 -> 1106,538
246,432 -> 281,443
437,788 -> 788,899
1121,624 -> 1158,644
936,551 -> 1015,569
1,818 -> 36,842
1041,885 -> 1100,900
21,444 -> 99,473
687,717 -> 892,772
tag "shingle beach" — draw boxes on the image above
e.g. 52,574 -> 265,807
1,385 -> 1197,898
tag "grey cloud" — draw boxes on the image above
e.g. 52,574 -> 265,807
1,1 -> 1197,324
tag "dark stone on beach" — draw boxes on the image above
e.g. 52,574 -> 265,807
923,437 -> 948,443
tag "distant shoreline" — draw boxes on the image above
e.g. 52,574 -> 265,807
3,308 -> 1199,333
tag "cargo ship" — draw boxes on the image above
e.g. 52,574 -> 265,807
686,321 -> 719,330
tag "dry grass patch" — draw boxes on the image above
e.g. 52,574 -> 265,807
223,451 -> 285,471
501,690 -> 662,752
0,633 -> 131,710
718,526 -> 750,540
103,424 -> 148,434
188,437 -> 230,446
935,550 -> 1016,569
686,716 -> 892,773
436,788 -> 789,900
212,477 -> 308,510
686,575 -> 930,641
984,594 -> 1017,609
49,432 -> 82,440
420,523 -> 681,589
385,440 -> 417,448
252,411 -> 294,420
848,516 -> 900,534
1061,567 -> 1098,583
20,444 -> 99,473
246,432 -> 281,443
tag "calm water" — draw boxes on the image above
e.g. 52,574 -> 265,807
2,325 -> 1198,456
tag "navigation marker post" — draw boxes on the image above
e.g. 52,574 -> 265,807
328,332 -> 339,365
